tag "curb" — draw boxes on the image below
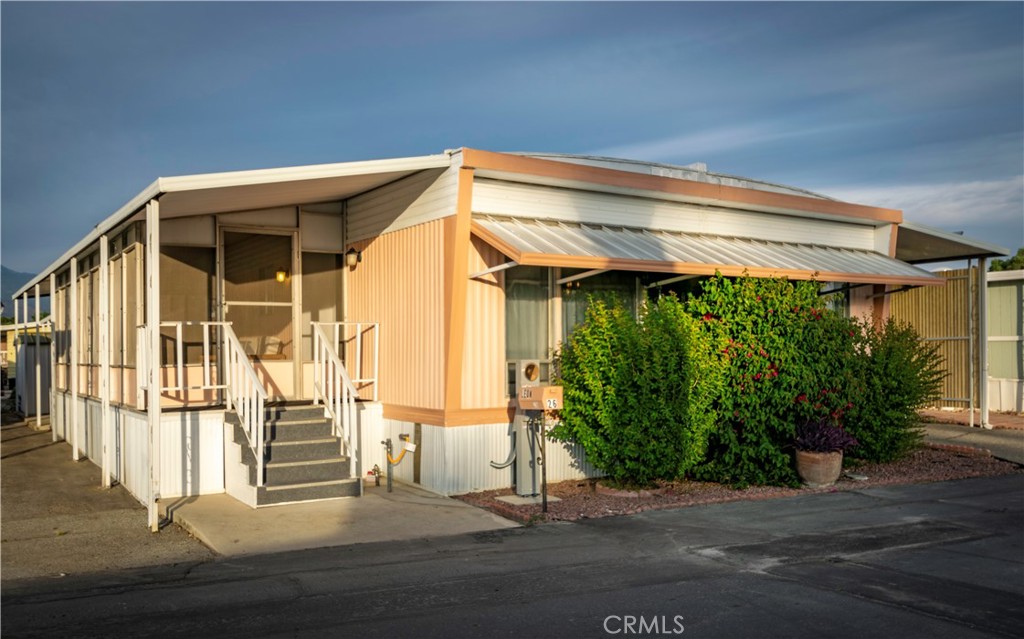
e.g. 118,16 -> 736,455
924,442 -> 992,457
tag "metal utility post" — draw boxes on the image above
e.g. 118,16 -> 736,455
540,413 -> 548,513
383,438 -> 394,493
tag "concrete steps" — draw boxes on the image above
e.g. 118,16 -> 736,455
227,404 -> 360,506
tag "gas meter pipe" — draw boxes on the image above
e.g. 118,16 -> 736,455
381,435 -> 412,493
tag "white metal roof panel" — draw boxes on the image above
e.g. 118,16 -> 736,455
472,215 -> 942,286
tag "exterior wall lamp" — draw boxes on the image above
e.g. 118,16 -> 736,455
345,247 -> 362,268
275,268 -> 288,283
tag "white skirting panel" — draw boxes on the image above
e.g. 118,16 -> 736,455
49,392 -> 225,505
121,407 -> 150,503
362,414 -> 599,496
52,391 -> 67,440
989,378 -> 1024,413
158,411 -> 225,499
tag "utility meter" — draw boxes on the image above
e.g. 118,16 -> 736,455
515,359 -> 542,394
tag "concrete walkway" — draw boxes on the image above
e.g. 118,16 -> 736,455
923,421 -> 1024,465
160,482 -> 519,556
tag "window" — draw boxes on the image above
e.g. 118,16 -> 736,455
821,283 -> 851,317
561,270 -> 640,338
505,266 -> 550,396
301,252 -> 342,362
160,246 -> 216,365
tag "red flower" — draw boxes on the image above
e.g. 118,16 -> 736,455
702,313 -> 714,321
795,394 -> 807,403
754,373 -> 762,380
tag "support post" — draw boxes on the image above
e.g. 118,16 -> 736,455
145,200 -> 162,531
13,298 -> 18,408
22,293 -> 28,416
979,257 -> 990,429
967,261 -> 975,428
34,284 -> 42,428
50,273 -> 57,442
70,258 -> 79,461
100,235 -> 111,487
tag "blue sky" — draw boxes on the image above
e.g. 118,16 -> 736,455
2,2 -> 1022,274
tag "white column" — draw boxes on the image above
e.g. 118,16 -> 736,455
21,294 -> 28,415
145,201 -> 162,531
50,273 -> 58,442
979,257 -> 990,429
100,235 -> 112,487
13,298 -> 18,402
70,258 -> 79,460
34,284 -> 42,428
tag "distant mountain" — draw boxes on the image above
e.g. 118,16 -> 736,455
2,265 -> 44,318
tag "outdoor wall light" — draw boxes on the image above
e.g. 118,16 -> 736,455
275,268 -> 288,283
345,247 -> 362,268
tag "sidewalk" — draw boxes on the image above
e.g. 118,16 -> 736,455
922,421 -> 1024,465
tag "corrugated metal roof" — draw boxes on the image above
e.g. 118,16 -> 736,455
472,215 -> 943,286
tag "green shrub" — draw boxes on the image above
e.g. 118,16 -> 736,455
687,275 -> 859,486
551,295 -> 721,486
843,318 -> 944,462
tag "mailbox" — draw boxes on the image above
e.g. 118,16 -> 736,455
517,384 -> 563,411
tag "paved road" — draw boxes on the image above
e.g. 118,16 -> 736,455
4,474 -> 1022,638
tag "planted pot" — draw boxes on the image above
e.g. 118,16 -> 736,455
795,449 -> 843,488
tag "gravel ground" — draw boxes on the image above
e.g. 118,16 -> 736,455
1,420 -> 215,582
455,446 -> 1023,524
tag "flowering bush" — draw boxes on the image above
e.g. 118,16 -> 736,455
551,273 -> 939,489
686,274 -> 859,486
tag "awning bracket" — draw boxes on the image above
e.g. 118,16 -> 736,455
469,261 -> 517,280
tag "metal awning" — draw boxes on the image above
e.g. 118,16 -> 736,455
896,221 -> 1010,264
13,153 -> 453,299
471,215 -> 944,286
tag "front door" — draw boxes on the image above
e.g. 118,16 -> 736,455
219,229 -> 299,400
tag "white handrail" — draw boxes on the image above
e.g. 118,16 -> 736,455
137,321 -> 267,487
221,325 -> 268,488
312,323 -> 360,478
313,321 -> 379,401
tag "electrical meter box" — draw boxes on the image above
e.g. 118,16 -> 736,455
516,385 -> 563,411
515,359 -> 542,394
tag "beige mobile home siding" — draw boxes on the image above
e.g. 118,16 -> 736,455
346,167 -> 459,243
346,219 -> 447,411
472,178 -> 876,251
461,236 -> 508,409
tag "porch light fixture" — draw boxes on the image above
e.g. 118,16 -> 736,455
345,247 -> 362,268
275,268 -> 288,283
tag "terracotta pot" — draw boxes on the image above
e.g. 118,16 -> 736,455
795,450 -> 843,488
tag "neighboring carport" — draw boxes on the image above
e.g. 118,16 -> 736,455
892,221 -> 1011,428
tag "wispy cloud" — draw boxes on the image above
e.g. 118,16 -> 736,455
586,121 -> 862,164
823,176 -> 1024,233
